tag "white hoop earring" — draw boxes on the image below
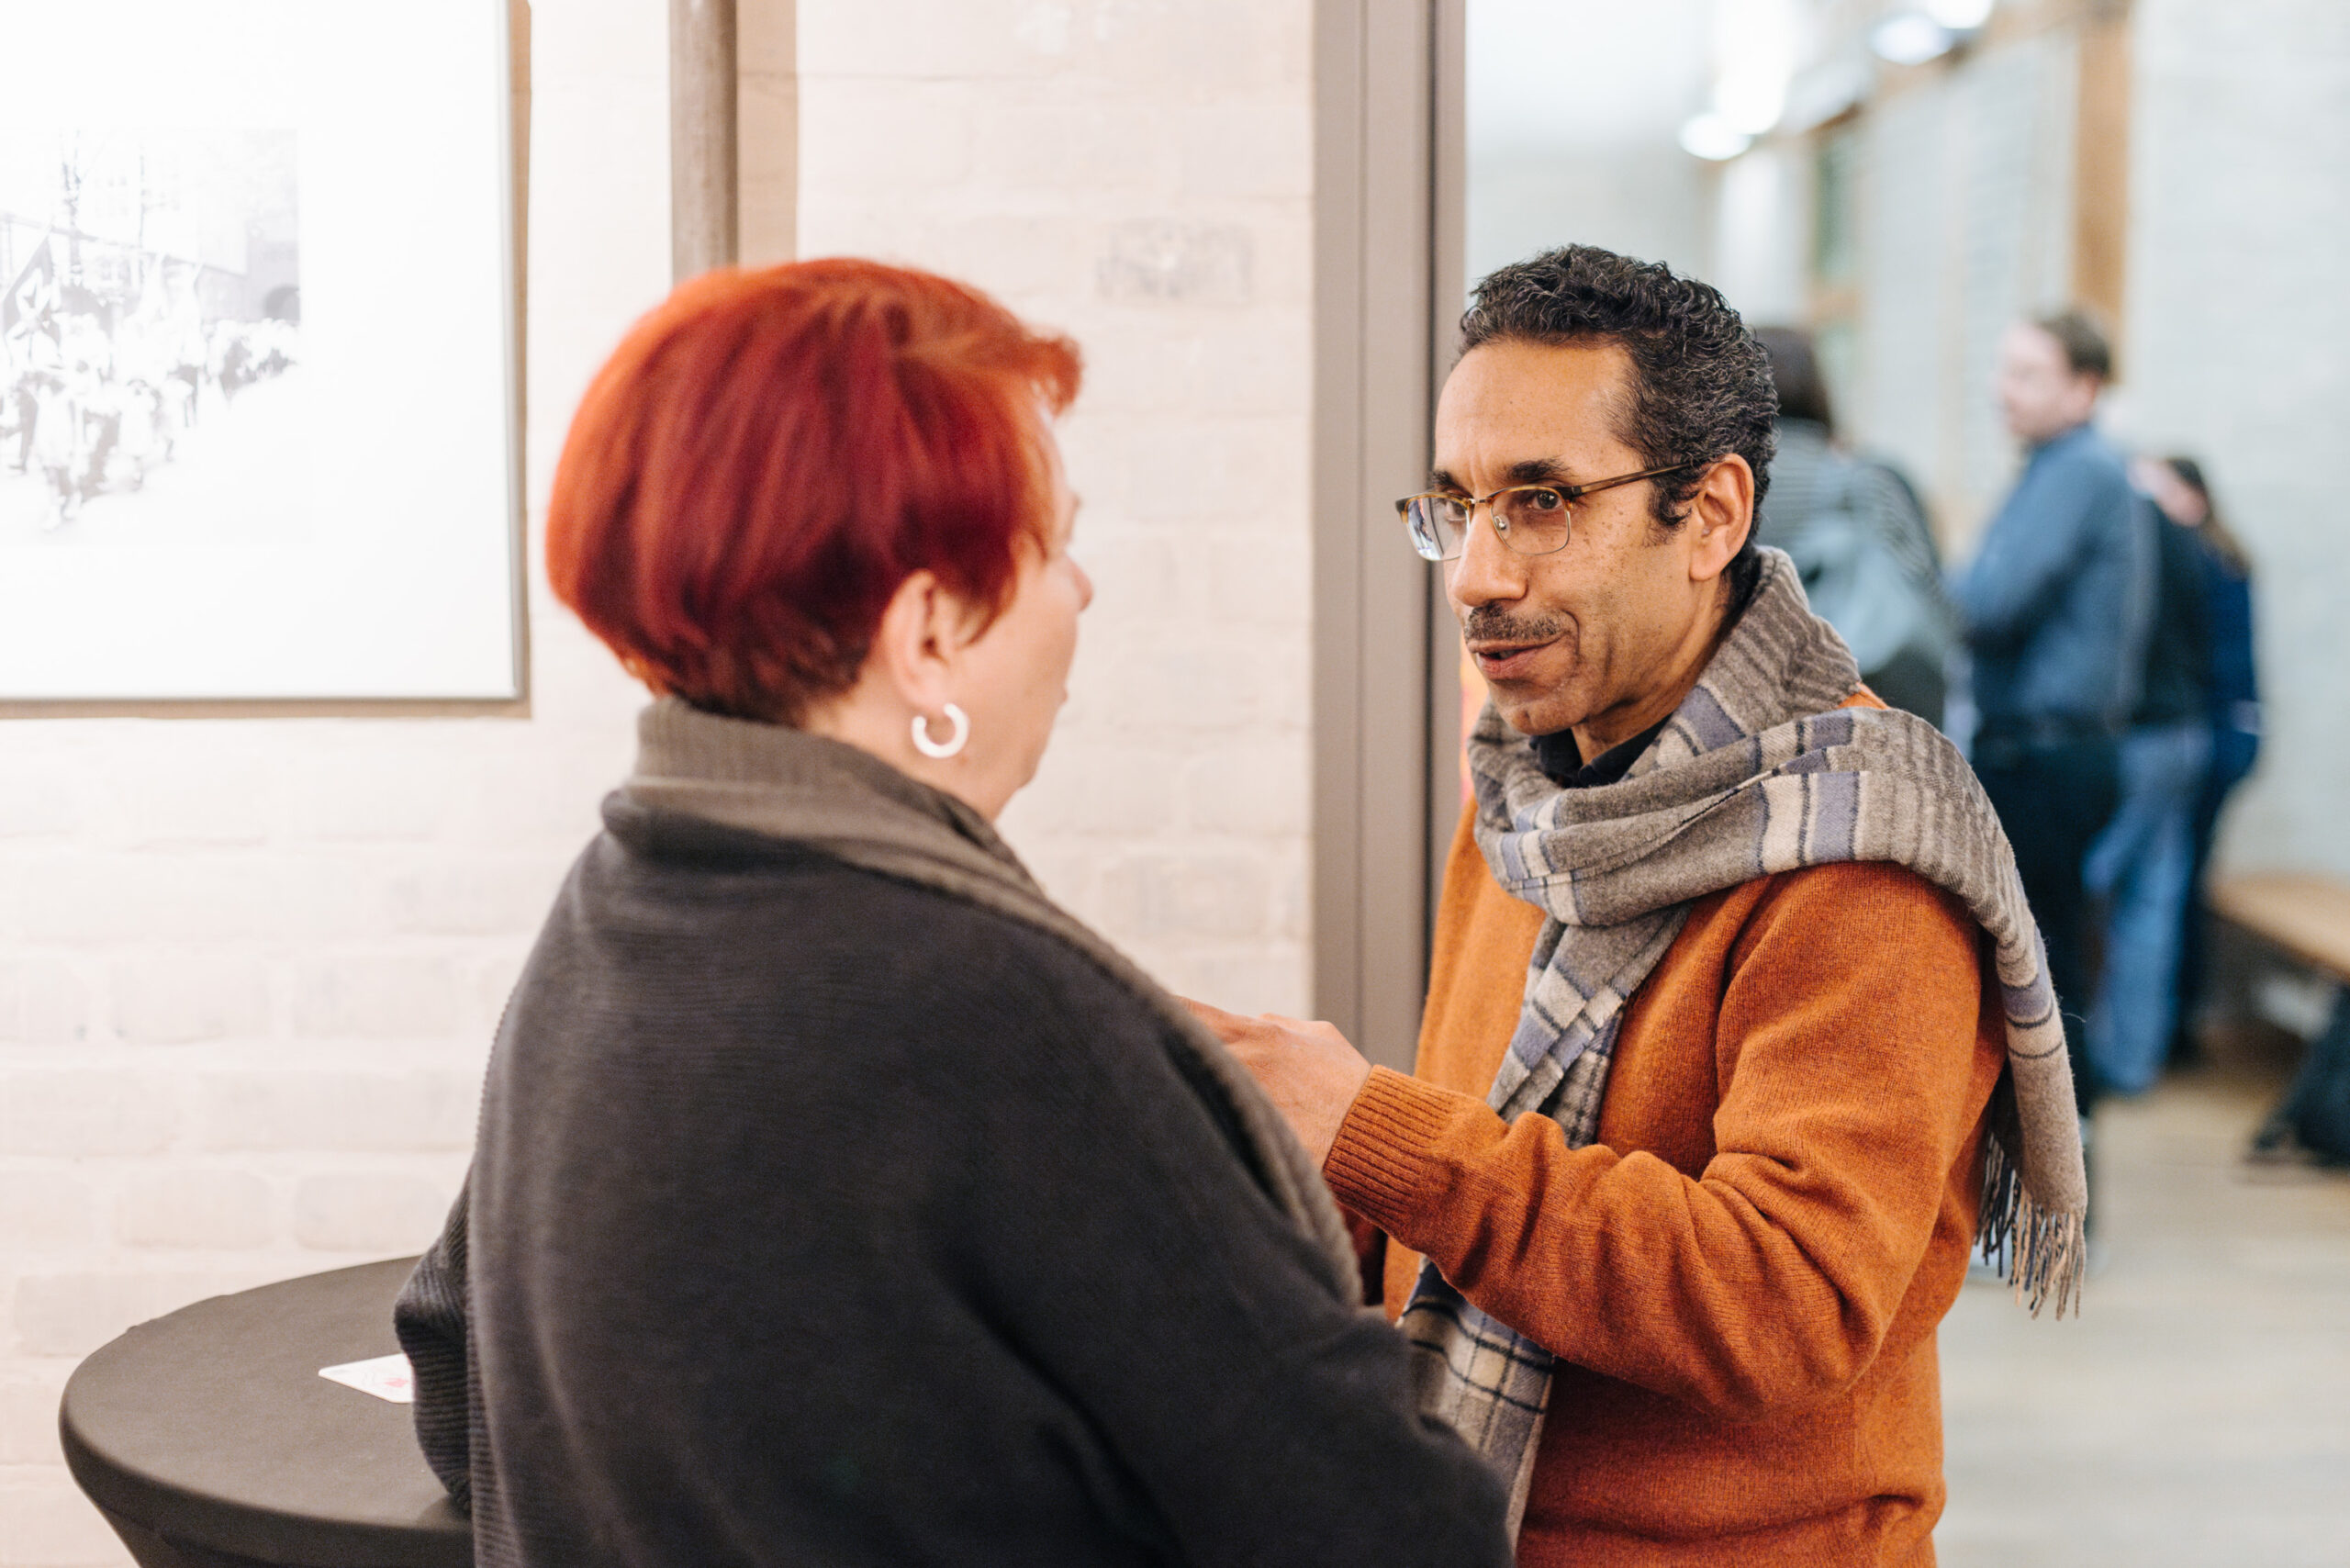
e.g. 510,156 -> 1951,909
912,702 -> 969,760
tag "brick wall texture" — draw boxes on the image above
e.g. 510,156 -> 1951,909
792,0 -> 1319,1013
0,3 -> 1316,1560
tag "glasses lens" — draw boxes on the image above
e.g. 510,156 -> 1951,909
1494,487 -> 1572,554
1408,496 -> 1471,561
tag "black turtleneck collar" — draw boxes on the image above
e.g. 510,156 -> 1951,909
1530,715 -> 1672,790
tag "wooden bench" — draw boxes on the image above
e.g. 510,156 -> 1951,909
2209,874 -> 2350,1161
2207,872 -> 2350,985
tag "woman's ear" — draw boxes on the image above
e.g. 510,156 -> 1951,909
865,568 -> 981,714
1687,455 -> 1755,583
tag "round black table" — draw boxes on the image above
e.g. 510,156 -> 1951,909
61,1258 -> 473,1568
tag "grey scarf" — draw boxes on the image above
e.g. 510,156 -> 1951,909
623,699 -> 1361,1298
1399,548 -> 2087,1528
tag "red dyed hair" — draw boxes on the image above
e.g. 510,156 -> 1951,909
546,258 -> 1082,722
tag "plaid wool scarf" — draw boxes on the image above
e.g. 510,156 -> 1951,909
1398,547 -> 2087,1529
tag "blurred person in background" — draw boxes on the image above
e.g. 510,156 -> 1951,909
1951,309 -> 2154,1127
392,259 -> 1514,1568
1751,325 -> 1953,726
2079,452 -> 2217,1095
2133,456 -> 2261,1065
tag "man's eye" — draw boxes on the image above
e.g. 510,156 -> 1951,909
1522,487 -> 1566,512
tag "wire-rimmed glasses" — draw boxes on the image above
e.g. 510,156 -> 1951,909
1396,461 -> 1707,562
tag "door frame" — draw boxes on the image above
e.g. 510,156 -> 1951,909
1309,0 -> 1465,1070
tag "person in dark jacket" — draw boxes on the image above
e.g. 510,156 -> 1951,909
2133,455 -> 2260,1062
392,259 -> 1514,1568
1751,326 -> 1953,726
2081,457 -> 2218,1093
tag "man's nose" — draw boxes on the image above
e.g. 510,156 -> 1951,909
1446,503 -> 1528,611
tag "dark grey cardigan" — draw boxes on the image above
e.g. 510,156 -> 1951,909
396,796 -> 1510,1567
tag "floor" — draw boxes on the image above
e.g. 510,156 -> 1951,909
1937,1028 -> 2350,1566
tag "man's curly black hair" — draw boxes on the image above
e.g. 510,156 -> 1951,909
1458,245 -> 1777,608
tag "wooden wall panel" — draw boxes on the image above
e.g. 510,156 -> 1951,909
2074,7 -> 2133,342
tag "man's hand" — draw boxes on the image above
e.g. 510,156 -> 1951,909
1181,998 -> 1375,1169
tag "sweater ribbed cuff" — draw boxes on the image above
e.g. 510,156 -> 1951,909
1322,1066 -> 1477,1239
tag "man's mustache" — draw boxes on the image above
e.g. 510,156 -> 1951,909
1460,607 -> 1571,645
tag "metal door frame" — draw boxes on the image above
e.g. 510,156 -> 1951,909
1309,0 -> 1465,1070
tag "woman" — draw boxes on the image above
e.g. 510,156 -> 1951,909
2081,454 -> 2222,1094
2133,455 -> 2259,1064
393,260 -> 1509,1568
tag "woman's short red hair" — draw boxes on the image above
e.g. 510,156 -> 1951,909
546,258 -> 1081,722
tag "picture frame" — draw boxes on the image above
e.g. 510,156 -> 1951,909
0,0 -> 527,708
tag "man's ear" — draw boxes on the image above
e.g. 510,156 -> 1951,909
1685,454 -> 1755,584
2069,373 -> 2105,424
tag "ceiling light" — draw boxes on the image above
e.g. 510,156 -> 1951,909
1716,72 -> 1788,137
1678,113 -> 1754,162
1924,0 -> 1995,28
1713,0 -> 1797,136
1871,13 -> 1953,65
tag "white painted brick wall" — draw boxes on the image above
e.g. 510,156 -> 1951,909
290,1174 -> 457,1255
798,0 -> 1318,1019
2,2 -> 1321,1560
113,1171 -> 274,1251
0,1175 -> 94,1255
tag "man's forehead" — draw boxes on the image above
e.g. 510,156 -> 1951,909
1434,338 -> 1639,475
2003,322 -> 2069,365
1445,334 -> 1632,396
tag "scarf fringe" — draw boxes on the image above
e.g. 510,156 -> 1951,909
1975,1131 -> 2086,1317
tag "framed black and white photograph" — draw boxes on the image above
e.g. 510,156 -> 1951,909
0,0 -> 522,702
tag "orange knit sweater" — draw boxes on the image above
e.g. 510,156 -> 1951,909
1324,802 -> 2006,1566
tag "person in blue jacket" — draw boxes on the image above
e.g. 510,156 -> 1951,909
1951,309 -> 2154,1118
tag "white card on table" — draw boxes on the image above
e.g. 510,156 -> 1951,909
319,1352 -> 415,1404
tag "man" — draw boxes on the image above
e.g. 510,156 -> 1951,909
1952,310 -> 2154,1114
1190,246 -> 2085,1566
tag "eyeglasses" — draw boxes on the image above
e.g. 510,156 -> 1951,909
1395,461 -> 1707,563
